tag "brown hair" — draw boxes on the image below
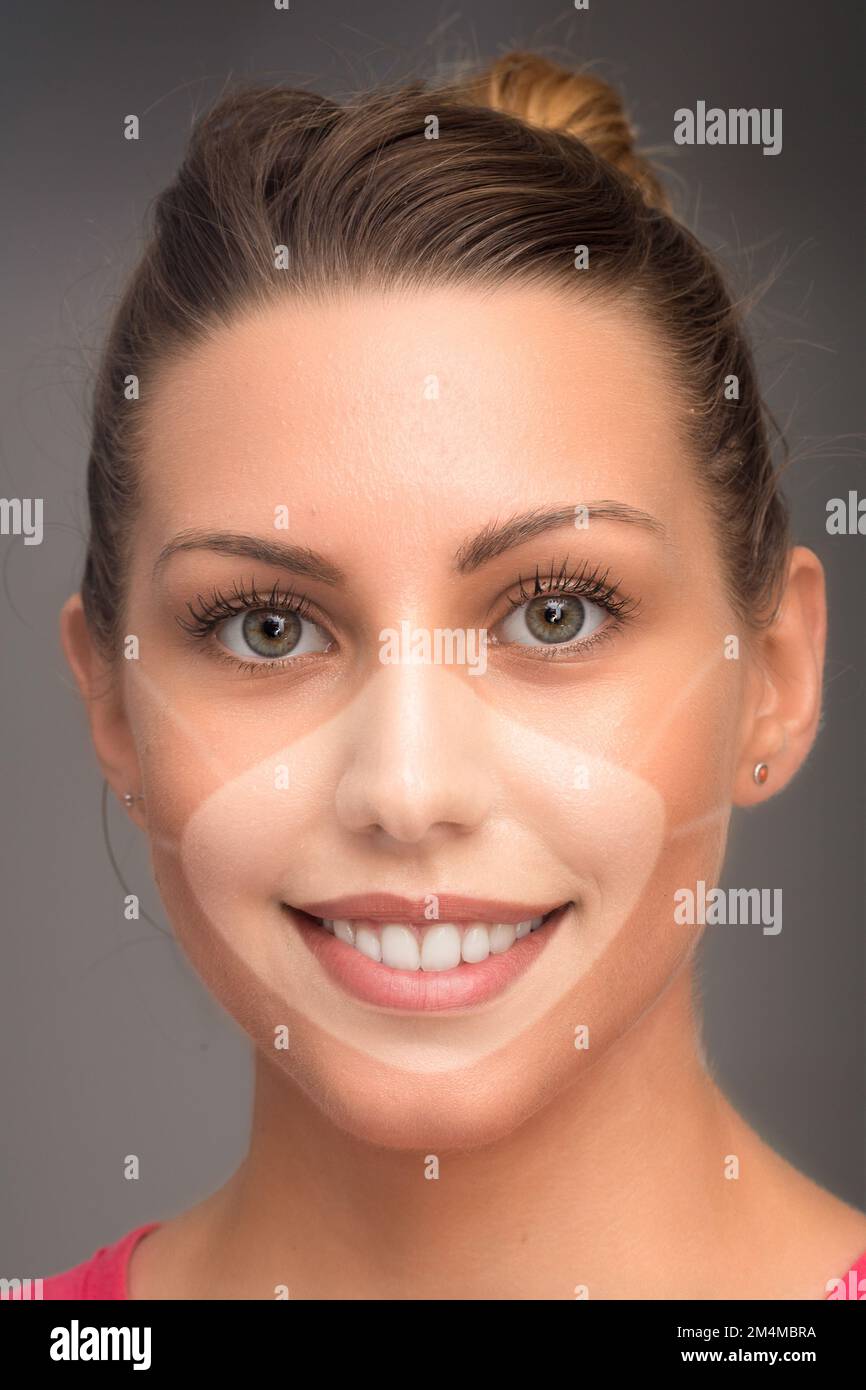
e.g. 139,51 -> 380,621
82,50 -> 790,655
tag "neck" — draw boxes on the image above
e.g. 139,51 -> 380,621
205,968 -> 748,1298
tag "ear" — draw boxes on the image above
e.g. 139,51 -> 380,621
59,593 -> 146,828
733,546 -> 827,806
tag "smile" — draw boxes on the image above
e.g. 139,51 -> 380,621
307,909 -> 557,971
282,897 -> 572,1012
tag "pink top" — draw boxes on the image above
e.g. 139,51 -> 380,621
28,1225 -> 866,1299
40,1222 -> 161,1299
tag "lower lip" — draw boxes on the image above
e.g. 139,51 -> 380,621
285,904 -> 570,1013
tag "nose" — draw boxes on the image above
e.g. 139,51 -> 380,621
334,661 -> 495,847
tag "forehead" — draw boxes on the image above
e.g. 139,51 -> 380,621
138,286 -> 692,535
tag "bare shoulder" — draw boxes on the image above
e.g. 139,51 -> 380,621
732,1115 -> 866,1297
127,1197 -> 221,1300
788,1178 -> 866,1290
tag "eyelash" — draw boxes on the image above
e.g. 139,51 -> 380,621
176,561 -> 639,673
497,556 -> 639,658
498,559 -> 638,660
176,578 -> 325,675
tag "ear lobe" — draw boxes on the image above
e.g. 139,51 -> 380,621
732,546 -> 827,806
59,594 -> 145,824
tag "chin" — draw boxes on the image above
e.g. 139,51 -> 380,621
256,1010 -> 599,1153
295,1061 -> 558,1152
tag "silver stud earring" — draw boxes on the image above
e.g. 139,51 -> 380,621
123,791 -> 144,808
752,762 -> 769,786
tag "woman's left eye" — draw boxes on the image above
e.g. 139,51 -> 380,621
216,608 -> 331,662
496,592 -> 607,648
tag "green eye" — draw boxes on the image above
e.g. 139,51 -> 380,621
217,608 -> 330,661
498,593 -> 605,647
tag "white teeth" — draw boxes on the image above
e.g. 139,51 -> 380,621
489,923 -> 516,954
461,924 -> 491,964
420,924 -> 462,972
380,924 -> 421,971
354,926 -> 381,962
317,910 -> 559,971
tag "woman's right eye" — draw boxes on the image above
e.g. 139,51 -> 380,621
216,608 -> 331,662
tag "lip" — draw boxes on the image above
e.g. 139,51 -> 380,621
283,899 -> 572,1013
296,893 -> 564,925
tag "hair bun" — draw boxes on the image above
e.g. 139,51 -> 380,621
453,50 -> 670,214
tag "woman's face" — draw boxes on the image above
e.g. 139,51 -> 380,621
106,287 -> 756,1148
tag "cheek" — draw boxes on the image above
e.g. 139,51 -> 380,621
122,653 -> 354,843
443,648 -> 740,1132
125,642 -> 741,1149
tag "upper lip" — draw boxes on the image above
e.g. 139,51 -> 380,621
293,894 -> 567,925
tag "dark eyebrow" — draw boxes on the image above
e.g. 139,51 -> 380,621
153,529 -> 346,584
454,502 -> 666,574
154,501 -> 665,583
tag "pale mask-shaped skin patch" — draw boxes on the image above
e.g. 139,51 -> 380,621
121,287 -> 748,1149
176,680 -> 668,1067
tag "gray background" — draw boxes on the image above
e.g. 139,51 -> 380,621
1,0 -> 863,1277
